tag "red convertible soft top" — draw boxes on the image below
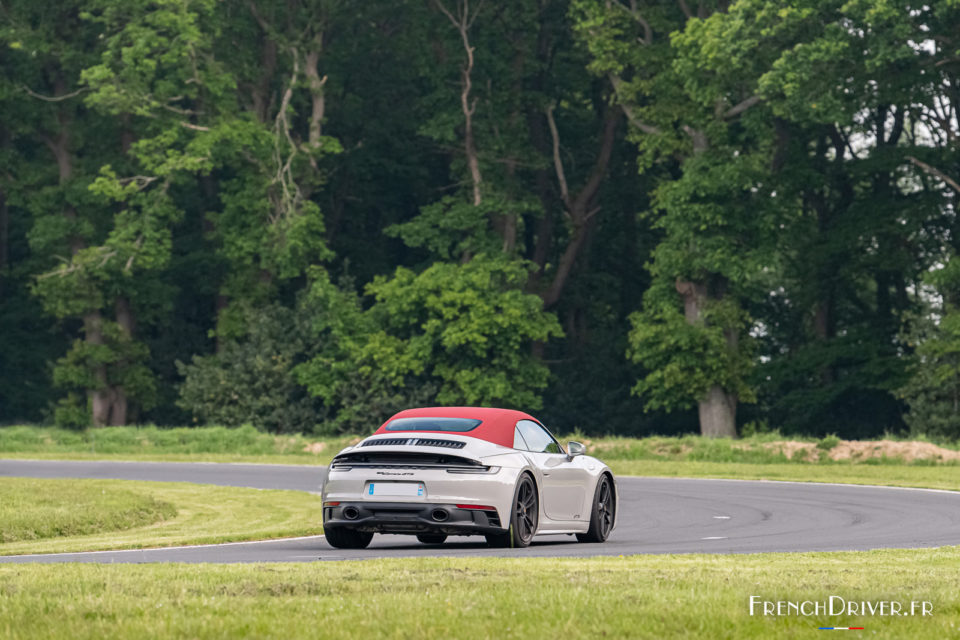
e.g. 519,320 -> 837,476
374,406 -> 538,448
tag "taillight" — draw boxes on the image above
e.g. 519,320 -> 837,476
323,501 -> 340,507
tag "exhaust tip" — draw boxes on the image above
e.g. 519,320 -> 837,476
431,509 -> 449,522
342,506 -> 360,520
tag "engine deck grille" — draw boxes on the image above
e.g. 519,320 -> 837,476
361,437 -> 466,449
412,438 -> 465,449
361,438 -> 410,447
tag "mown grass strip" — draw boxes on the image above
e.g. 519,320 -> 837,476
0,478 -> 177,543
0,452 -> 329,465
607,460 -> 960,491
1,549 -> 958,639
0,425 -> 349,459
0,479 -> 322,556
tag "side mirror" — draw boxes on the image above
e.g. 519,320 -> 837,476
567,441 -> 585,460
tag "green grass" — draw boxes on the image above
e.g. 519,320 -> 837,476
1,549 -> 957,639
563,432 -> 960,464
4,425 -> 960,466
606,460 -> 960,491
0,478 -> 177,543
0,425 -> 351,461
5,426 -> 960,491
0,479 -> 322,556
0,452 -> 329,465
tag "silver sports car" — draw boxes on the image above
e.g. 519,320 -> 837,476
321,407 -> 618,549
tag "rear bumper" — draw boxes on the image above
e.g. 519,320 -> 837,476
323,502 -> 504,536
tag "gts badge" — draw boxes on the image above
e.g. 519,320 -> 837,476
376,471 -> 414,476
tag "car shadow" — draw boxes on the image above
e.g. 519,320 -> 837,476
364,534 -> 582,551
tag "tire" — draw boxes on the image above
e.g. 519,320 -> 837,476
577,474 -> 615,543
416,533 -> 447,544
485,473 -> 538,548
324,527 -> 374,549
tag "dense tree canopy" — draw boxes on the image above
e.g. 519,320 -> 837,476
1,0 -> 959,438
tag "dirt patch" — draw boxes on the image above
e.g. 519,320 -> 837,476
828,440 -> 960,463
763,441 -> 819,462
302,442 -> 327,455
650,442 -> 693,457
761,440 -> 960,463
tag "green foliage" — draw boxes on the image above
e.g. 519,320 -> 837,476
176,304 -> 322,433
52,322 -> 157,429
386,195 -> 506,261
295,257 -> 562,431
365,255 -> 563,407
817,434 -> 841,452
628,282 -> 756,412
3,0 -> 960,440
577,1 -> 780,424
899,296 -> 960,441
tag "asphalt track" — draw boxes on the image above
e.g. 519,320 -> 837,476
2,459 -> 960,563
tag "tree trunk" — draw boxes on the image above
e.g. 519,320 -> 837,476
813,297 -> 835,386
538,107 -> 619,309
252,36 -> 277,124
699,385 -> 737,438
542,216 -> 594,308
304,38 -> 326,150
676,278 -> 738,438
108,296 -> 136,426
83,311 -> 112,426
44,90 -> 113,426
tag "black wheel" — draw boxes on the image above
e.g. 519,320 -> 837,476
324,527 -> 373,549
485,473 -> 538,548
577,474 -> 615,543
416,533 -> 447,544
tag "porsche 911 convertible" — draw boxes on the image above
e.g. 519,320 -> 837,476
320,407 -> 618,549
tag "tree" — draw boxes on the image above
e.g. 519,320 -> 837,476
177,303 -> 323,433
574,0 -> 778,436
896,0 -> 960,438
1,0 -> 166,426
295,258 -> 561,428
718,0 -> 948,436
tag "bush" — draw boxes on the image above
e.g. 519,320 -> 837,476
177,304 -> 323,433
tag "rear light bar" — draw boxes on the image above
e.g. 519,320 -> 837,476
323,501 -> 340,507
456,504 -> 496,511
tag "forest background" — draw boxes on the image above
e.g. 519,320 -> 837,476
2,0 -> 960,440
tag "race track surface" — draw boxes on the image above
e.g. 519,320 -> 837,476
2,459 -> 959,563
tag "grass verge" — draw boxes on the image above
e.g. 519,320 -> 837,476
0,452 -> 328,465
0,479 -> 321,556
4,425 -> 960,491
0,425 -> 346,461
1,549 -> 957,639
607,460 -> 960,491
0,478 -> 176,543
5,425 -> 960,465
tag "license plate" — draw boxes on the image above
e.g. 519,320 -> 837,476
366,482 -> 425,497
